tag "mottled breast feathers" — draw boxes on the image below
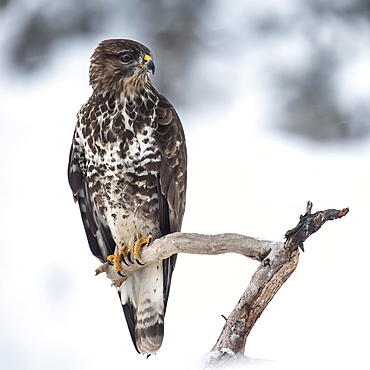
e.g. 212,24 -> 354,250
69,87 -> 187,260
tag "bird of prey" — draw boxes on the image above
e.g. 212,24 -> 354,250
68,39 -> 187,355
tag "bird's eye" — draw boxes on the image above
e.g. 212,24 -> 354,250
119,53 -> 132,63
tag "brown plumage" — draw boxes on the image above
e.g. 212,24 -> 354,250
68,39 -> 187,355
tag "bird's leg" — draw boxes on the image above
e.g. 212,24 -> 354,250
130,235 -> 153,262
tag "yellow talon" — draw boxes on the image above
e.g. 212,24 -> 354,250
106,236 -> 152,270
133,235 -> 152,260
107,247 -> 127,272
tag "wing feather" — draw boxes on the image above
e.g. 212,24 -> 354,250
68,131 -> 115,262
155,94 -> 187,308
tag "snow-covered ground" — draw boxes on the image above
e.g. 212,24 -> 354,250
1,5 -> 369,370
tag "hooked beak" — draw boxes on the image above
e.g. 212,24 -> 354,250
142,54 -> 155,74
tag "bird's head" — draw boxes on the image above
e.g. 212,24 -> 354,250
89,39 -> 155,99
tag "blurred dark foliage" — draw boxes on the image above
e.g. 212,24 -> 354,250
280,48 -> 369,141
11,1 -> 101,72
3,0 -> 369,141
0,0 -> 9,8
275,0 -> 370,141
8,0 -> 207,105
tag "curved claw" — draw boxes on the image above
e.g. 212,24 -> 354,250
120,253 -> 130,266
126,250 -> 134,265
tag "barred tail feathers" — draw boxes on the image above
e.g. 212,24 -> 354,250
119,261 -> 165,354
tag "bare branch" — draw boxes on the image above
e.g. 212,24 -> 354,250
95,202 -> 349,362
95,233 -> 282,287
211,203 -> 349,357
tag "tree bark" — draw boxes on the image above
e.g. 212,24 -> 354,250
95,202 -> 349,361
95,233 -> 282,287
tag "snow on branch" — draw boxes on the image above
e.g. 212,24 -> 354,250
95,201 -> 349,361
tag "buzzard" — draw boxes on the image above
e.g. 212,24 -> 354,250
68,39 -> 187,355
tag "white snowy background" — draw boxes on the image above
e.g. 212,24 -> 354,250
0,1 -> 369,369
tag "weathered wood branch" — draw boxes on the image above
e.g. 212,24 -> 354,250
95,233 -> 283,287
95,202 -> 349,361
209,202 -> 349,362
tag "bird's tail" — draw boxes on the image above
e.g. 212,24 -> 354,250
135,297 -> 164,354
119,261 -> 165,355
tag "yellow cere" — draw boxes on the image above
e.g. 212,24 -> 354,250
135,54 -> 152,68
143,54 -> 152,64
